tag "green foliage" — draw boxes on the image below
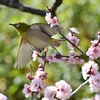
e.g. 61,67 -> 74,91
0,0 -> 100,100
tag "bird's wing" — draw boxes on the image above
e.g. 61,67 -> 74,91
14,39 -> 35,69
31,24 -> 63,37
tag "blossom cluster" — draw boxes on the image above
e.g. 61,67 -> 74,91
66,27 -> 80,49
82,60 -> 100,92
22,65 -> 72,100
23,64 -> 47,98
32,49 -> 84,66
45,12 -> 59,28
42,80 -> 72,100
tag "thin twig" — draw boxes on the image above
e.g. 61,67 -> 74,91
71,79 -> 89,96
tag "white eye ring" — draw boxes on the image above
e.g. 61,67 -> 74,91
16,24 -> 20,27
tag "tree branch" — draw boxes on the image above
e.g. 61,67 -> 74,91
51,0 -> 63,17
0,0 -> 46,17
71,79 -> 89,96
0,0 -> 63,17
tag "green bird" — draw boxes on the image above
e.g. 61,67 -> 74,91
9,22 -> 63,68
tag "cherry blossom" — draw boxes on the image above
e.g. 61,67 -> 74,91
94,94 -> 100,100
30,78 -> 46,93
35,65 -> 48,80
82,60 -> 99,80
74,56 -> 84,64
45,12 -> 59,28
69,27 -> 79,34
23,64 -> 47,98
22,84 -> 31,98
45,13 -> 52,24
86,40 -> 100,60
55,80 -> 72,100
46,52 -> 63,64
63,50 -> 84,65
26,73 -> 34,80
0,93 -> 7,100
89,73 -> 100,92
43,86 -> 57,100
66,34 -> 80,49
32,50 -> 39,61
50,17 -> 59,28
67,50 -> 77,64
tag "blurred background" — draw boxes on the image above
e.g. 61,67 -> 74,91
0,0 -> 100,100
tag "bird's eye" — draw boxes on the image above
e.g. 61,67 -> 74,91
16,24 -> 20,27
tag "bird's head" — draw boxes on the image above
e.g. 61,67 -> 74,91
9,22 -> 30,34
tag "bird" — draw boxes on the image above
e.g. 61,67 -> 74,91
9,22 -> 63,69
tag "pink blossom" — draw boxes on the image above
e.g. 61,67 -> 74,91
82,60 -> 99,80
62,57 -> 70,65
35,69 -> 48,80
46,52 -> 63,64
32,50 -> 39,61
45,12 -> 59,28
30,78 -> 46,92
67,35 -> 80,49
43,86 -> 57,100
0,93 -> 7,100
86,40 -> 100,60
91,40 -> 99,47
69,27 -> 79,34
67,50 -> 77,64
94,94 -> 100,100
37,64 -> 44,71
86,46 -> 100,60
26,73 -> 34,80
62,50 -> 84,65
55,80 -> 72,100
74,56 -> 84,64
50,17 -> 59,28
89,73 -> 100,92
45,13 -> 52,24
22,84 -> 31,98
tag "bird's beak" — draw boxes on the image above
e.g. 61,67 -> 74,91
9,24 -> 15,26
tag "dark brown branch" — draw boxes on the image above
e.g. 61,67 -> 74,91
0,0 -> 63,17
51,0 -> 63,17
0,0 -> 47,17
